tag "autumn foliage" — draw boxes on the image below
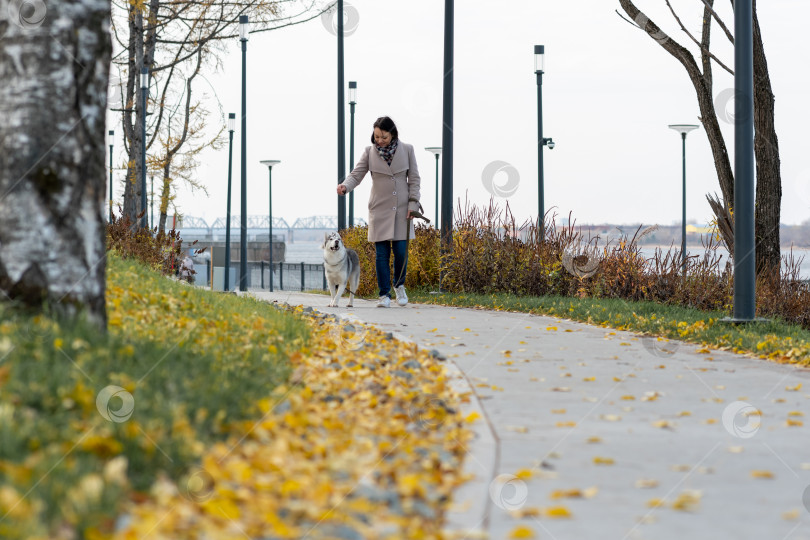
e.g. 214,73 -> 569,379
106,210 -> 190,275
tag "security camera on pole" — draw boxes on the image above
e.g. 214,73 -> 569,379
534,45 -> 555,239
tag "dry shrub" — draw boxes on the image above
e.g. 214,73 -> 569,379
340,223 -> 440,297
106,210 -> 192,276
757,250 -> 810,328
344,199 -> 809,330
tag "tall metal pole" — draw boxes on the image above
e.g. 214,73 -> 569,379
733,0 -> 756,320
150,174 -> 154,229
440,0 -> 454,255
435,154 -> 440,227
108,130 -> 114,222
140,67 -> 149,230
536,66 -> 545,239
680,134 -> 687,275
669,124 -> 698,274
349,84 -> 356,227
268,166 -> 273,292
348,104 -> 355,227
239,16 -> 249,292
336,0 -> 346,231
225,114 -> 235,291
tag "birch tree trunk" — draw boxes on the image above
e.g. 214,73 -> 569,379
0,0 -> 111,327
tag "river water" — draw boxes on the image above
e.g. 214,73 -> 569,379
638,246 -> 810,280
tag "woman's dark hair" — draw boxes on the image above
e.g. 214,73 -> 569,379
370,116 -> 398,143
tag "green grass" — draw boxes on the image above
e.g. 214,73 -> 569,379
0,252 -> 309,538
406,288 -> 810,364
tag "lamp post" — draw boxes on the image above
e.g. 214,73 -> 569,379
425,147 -> 442,227
441,0 -> 454,255
336,0 -> 346,231
348,81 -> 357,227
668,124 -> 700,275
535,45 -> 555,239
140,67 -> 149,230
260,160 -> 281,291
732,0 -> 756,321
239,15 -> 249,292
224,113 -> 235,291
108,130 -> 114,222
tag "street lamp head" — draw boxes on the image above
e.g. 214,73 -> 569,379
348,81 -> 357,104
425,147 -> 442,156
108,129 -> 114,138
228,113 -> 235,132
546,139 -> 555,150
239,15 -> 249,41
534,45 -> 545,73
140,67 -> 149,91
668,124 -> 700,136
260,160 -> 281,169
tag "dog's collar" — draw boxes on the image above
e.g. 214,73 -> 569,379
324,252 -> 346,266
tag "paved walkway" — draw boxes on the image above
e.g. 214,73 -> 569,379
250,291 -> 810,540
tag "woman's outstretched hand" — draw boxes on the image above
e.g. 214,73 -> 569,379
336,184 -> 347,196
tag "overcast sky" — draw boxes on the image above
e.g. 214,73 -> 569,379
110,0 -> 810,229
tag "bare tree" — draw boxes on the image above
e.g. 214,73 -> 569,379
617,0 -> 782,274
109,0 -> 330,229
151,49 -> 224,233
0,0 -> 111,326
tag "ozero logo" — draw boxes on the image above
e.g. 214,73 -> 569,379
482,161 -> 520,198
96,385 -> 135,423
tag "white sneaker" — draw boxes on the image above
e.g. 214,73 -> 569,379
395,285 -> 408,306
376,295 -> 391,308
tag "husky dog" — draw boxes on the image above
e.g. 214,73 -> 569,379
322,232 -> 361,307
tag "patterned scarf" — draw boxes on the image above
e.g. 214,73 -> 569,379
375,138 -> 399,166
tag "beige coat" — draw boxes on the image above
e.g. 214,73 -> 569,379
341,141 -> 421,243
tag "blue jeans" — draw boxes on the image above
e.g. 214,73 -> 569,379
375,240 -> 407,297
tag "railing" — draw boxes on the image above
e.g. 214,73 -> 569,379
260,261 -> 327,292
199,261 -> 326,291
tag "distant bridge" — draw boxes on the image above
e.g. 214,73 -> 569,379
210,216 -> 291,230
173,215 -> 367,242
290,215 -> 367,229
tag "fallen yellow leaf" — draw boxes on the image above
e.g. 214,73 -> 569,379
465,412 -> 481,423
509,525 -> 536,538
544,505 -> 572,518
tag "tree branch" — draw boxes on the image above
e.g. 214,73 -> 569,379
665,0 -> 733,75
700,0 -> 714,90
700,0 -> 734,44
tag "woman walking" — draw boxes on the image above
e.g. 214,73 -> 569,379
337,116 -> 421,307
